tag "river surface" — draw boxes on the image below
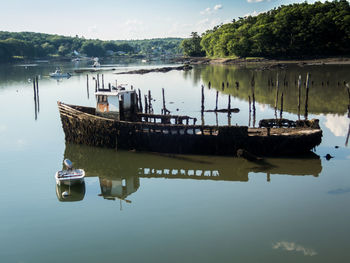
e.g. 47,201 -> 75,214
0,59 -> 349,263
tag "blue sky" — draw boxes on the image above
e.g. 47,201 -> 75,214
0,0 -> 324,40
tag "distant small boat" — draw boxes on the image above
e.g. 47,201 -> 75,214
55,159 -> 85,185
92,57 -> 101,67
50,69 -> 72,78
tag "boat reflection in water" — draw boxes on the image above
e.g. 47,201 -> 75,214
61,143 -> 323,203
56,182 -> 86,202
98,176 -> 139,202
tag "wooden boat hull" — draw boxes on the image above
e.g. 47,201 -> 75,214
57,102 -> 322,156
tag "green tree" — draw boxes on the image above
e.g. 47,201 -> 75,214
180,32 -> 206,57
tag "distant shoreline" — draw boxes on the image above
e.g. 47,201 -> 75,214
174,57 -> 350,66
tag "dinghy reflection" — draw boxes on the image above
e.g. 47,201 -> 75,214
56,182 -> 86,202
62,143 -> 322,203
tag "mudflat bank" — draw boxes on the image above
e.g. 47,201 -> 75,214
116,65 -> 192,75
173,57 -> 350,66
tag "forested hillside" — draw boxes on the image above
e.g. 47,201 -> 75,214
184,0 -> 350,58
0,31 -> 182,62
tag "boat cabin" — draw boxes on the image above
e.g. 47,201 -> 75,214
95,85 -> 137,121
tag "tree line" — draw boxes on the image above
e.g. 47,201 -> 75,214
0,31 -> 183,62
182,0 -> 350,58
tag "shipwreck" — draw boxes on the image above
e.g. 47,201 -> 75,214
57,83 -> 322,156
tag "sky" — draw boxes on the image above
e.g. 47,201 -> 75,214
0,0 -> 325,40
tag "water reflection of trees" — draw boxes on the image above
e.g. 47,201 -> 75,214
198,64 -> 350,115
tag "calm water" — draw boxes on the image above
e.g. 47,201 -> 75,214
0,59 -> 349,263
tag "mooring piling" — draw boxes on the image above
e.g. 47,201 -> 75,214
144,95 -> 148,115
215,91 -> 219,111
86,74 -> 89,99
252,91 -> 256,128
35,76 -> 39,113
248,95 -> 251,127
208,81 -> 211,89
138,89 -> 143,113
304,73 -> 310,120
97,74 -> 100,89
201,85 -> 205,113
148,90 -> 153,114
222,82 -> 225,91
280,92 -> 284,119
275,73 -> 279,111
33,77 -> 37,120
228,94 -> 231,111
298,75 -> 301,120
161,88 -> 170,115
102,74 -> 104,89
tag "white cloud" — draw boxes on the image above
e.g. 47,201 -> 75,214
324,114 -> 350,137
245,10 -> 261,17
200,4 -> 223,15
247,0 -> 267,3
214,4 -> 223,10
200,7 -> 212,15
272,241 -> 317,256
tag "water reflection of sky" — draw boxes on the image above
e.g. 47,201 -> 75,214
324,114 -> 350,137
272,241 -> 317,256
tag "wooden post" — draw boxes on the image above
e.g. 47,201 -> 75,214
138,89 -> 143,113
304,73 -> 310,119
215,91 -> 218,111
248,95 -> 251,127
208,81 -> 211,89
280,92 -> 284,119
97,74 -> 100,90
222,82 -> 224,91
86,74 -> 89,99
35,76 -> 39,113
148,90 -> 152,113
201,85 -> 205,113
228,95 -> 231,110
108,83 -> 111,91
95,79 -> 97,92
144,95 -> 148,114
33,77 -> 37,120
252,91 -> 256,128
162,88 -> 166,115
297,75 -> 301,120
227,95 -> 231,126
275,73 -> 279,110
102,74 -> 104,89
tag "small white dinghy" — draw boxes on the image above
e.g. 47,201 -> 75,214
55,159 -> 85,186
50,69 -> 72,78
